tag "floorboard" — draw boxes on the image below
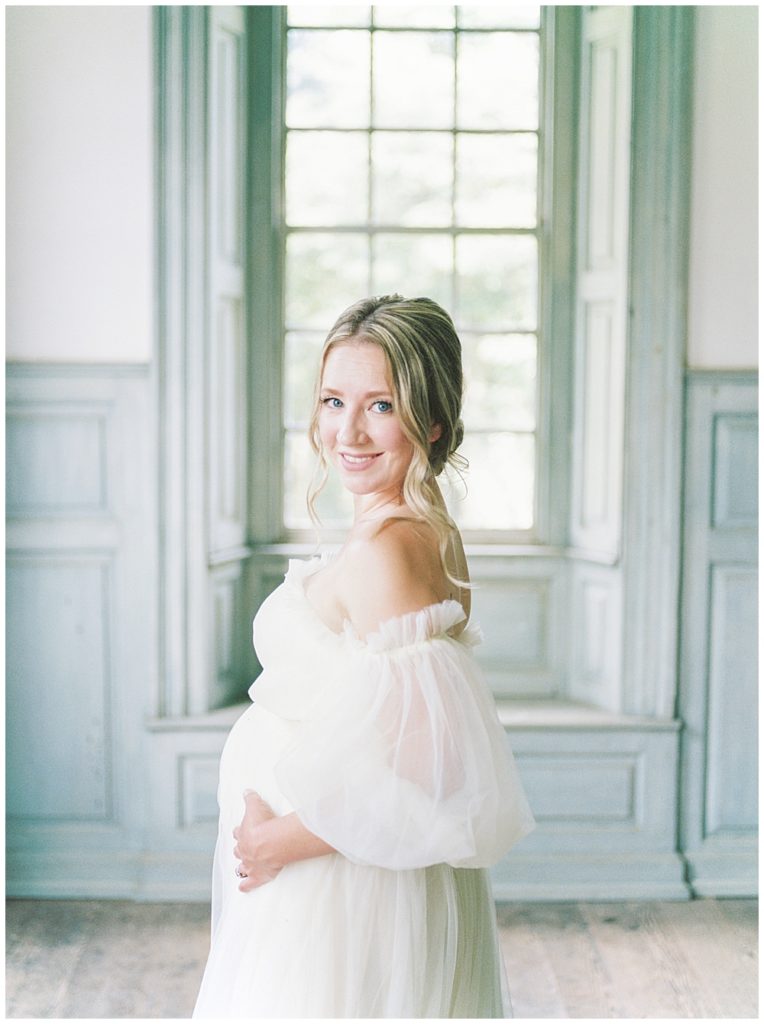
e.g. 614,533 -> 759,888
6,898 -> 758,1019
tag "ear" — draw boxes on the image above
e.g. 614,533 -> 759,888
428,423 -> 442,444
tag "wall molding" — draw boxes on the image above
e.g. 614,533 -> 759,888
621,6 -> 694,719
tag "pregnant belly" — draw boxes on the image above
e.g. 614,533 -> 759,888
217,702 -> 301,824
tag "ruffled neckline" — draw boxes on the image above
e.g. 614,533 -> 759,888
285,555 -> 482,652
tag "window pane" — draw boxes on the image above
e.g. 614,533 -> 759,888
456,234 -> 537,330
445,432 -> 535,530
373,6 -> 455,28
286,232 -> 369,328
286,131 -> 368,226
284,431 -> 353,530
287,30 -> 370,128
284,332 -> 324,427
372,233 -> 453,310
373,32 -> 454,128
288,5 -> 371,27
462,333 -> 537,431
456,133 -> 537,228
283,14 -> 543,537
457,32 -> 539,130
372,132 -> 453,226
457,6 -> 540,29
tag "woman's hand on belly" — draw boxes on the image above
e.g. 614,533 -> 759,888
233,789 -> 337,892
233,791 -> 284,891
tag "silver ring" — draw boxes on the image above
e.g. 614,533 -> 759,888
235,865 -> 247,878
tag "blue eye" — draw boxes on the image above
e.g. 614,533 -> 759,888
373,401 -> 393,413
321,397 -> 343,409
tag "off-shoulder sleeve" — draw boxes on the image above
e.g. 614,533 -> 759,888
273,601 -> 536,870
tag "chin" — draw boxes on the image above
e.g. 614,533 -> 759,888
338,474 -> 379,495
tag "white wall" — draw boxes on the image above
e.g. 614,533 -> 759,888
6,7 -> 153,363
6,7 -> 757,369
687,6 -> 758,369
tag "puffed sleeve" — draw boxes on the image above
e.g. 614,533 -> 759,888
273,600 -> 535,870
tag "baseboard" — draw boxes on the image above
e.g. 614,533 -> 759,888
684,841 -> 758,899
8,847 -> 693,904
6,849 -> 215,902
491,850 -> 690,902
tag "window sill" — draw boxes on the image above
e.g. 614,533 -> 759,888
253,541 -> 569,560
146,698 -> 680,733
496,699 -> 680,731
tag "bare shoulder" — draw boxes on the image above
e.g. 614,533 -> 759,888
338,518 -> 449,638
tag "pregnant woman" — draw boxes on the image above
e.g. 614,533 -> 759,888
193,294 -> 535,1018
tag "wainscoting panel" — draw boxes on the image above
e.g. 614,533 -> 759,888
7,556 -> 113,821
568,561 -> 623,712
178,754 -> 224,828
7,406 -> 108,515
469,557 -> 564,699
705,565 -> 758,835
712,412 -> 758,527
6,364 -> 157,899
492,717 -> 686,900
679,371 -> 758,896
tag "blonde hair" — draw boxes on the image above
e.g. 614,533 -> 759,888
307,294 -> 468,582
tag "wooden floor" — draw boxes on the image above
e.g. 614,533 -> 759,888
6,898 -> 757,1019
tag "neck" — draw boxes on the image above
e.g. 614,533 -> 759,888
352,490 -> 406,524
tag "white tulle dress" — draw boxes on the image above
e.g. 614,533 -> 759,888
193,556 -> 535,1019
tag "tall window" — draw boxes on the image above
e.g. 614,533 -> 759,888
281,5 -> 542,535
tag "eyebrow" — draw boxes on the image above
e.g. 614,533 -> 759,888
320,387 -> 392,398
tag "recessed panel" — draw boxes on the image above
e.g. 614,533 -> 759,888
7,411 -> 106,516
582,581 -> 609,682
586,41 -> 617,268
580,304 -> 613,528
210,296 -> 245,541
213,26 -> 245,264
569,565 -> 622,712
209,564 -> 245,709
471,578 -> 549,671
705,566 -> 758,834
522,756 -> 636,822
179,755 -> 221,827
7,558 -> 111,820
712,413 -> 758,528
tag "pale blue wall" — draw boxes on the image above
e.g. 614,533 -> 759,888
7,365 -> 757,900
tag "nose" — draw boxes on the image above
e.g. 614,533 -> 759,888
336,408 -> 368,446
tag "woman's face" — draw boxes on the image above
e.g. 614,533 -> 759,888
318,340 -> 414,503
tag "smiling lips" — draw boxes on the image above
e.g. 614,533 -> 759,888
339,452 -> 382,471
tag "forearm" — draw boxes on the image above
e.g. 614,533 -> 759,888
261,811 -> 336,866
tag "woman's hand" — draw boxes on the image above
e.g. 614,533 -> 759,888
232,790 -> 284,892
